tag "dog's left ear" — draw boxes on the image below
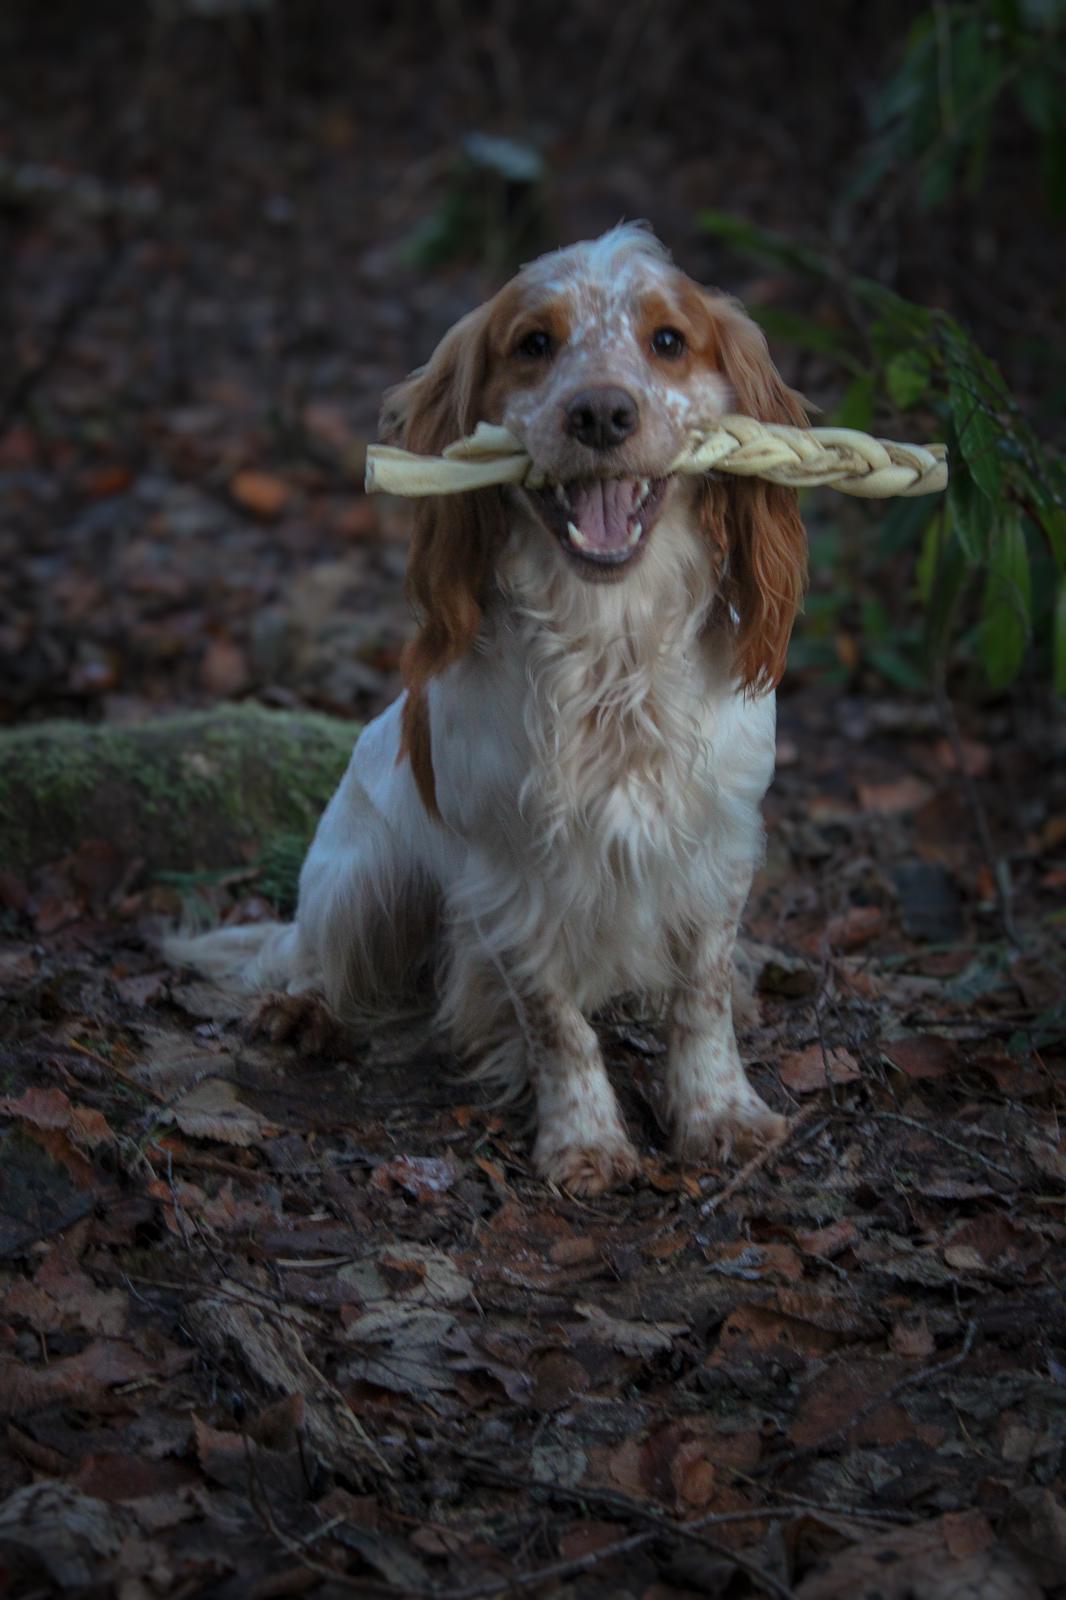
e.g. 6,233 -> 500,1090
697,294 -> 809,694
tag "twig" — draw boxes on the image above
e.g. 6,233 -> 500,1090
457,1450 -> 906,1528
449,1451 -> 797,1599
761,1319 -> 978,1478
245,1428 -> 796,1599
699,1102 -> 818,1216
869,1110 -> 1017,1183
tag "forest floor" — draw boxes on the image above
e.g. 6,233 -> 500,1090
1,7 -> 1065,1598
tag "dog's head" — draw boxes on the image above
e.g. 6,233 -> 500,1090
386,223 -> 808,703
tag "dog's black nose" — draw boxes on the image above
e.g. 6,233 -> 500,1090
564,386 -> 639,451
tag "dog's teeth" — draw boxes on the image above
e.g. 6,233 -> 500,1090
566,519 -> 588,548
554,483 -> 567,507
627,520 -> 643,547
638,478 -> 650,502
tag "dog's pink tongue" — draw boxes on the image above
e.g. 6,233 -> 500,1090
569,479 -> 639,550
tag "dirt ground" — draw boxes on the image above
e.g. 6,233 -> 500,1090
1,6 -> 1064,1598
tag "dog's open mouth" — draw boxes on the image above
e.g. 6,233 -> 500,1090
528,476 -> 668,572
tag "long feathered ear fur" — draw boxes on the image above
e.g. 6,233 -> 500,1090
697,294 -> 809,694
384,303 -> 509,814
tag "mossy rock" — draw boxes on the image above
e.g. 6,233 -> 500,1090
0,705 -> 358,874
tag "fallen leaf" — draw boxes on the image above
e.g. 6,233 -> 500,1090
200,636 -> 249,696
794,1220 -> 857,1259
889,1316 -> 936,1360
0,1483 -> 128,1588
778,1045 -> 860,1094
558,1521 -> 622,1561
933,737 -> 992,777
574,1302 -> 686,1357
943,1215 -> 1046,1276
857,775 -> 934,814
167,1079 -> 279,1146
230,469 -> 291,519
1002,1487 -> 1066,1588
789,1359 -> 911,1449
795,1518 -> 1039,1598
531,1350 -> 590,1412
825,904 -> 884,950
882,1034 -> 958,1080
370,1154 -> 459,1202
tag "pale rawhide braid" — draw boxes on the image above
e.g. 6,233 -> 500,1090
365,417 -> 949,501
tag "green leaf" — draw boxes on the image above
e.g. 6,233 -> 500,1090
877,496 -> 938,563
697,211 -> 831,279
1055,580 -> 1066,695
885,349 -> 933,409
749,306 -> 860,368
947,464 -> 993,563
833,373 -> 876,430
868,642 -> 930,692
921,512 -> 971,673
980,508 -> 1032,686
948,368 -> 1005,499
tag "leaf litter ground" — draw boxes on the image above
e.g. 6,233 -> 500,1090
2,689 -> 1064,1597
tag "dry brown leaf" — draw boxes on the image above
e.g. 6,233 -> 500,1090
6,1247 -> 126,1337
794,1220 -> 858,1259
230,469 -> 291,519
942,1214 -> 1047,1275
670,1440 -> 717,1509
882,1034 -> 959,1080
370,1153 -> 459,1201
531,1350 -> 590,1412
200,637 -> 249,696
0,1483 -> 129,1589
186,1290 -> 390,1484
0,1339 -> 154,1417
890,1315 -> 936,1360
558,1521 -> 623,1561
795,1519 -> 1040,1599
168,1079 -> 279,1146
778,1045 -> 861,1094
788,1359 -> 911,1449
1002,1487 -> 1066,1588
856,775 -> 935,814
825,904 -> 884,951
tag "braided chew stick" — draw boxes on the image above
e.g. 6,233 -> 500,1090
365,418 -> 948,500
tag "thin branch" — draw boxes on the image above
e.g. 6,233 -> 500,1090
699,1102 -> 819,1216
761,1320 -> 978,1478
869,1110 -> 1017,1183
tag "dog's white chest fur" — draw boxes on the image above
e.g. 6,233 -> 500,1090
431,515 -> 777,1009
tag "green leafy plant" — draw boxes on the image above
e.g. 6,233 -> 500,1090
701,210 -> 1066,694
849,0 -> 1066,213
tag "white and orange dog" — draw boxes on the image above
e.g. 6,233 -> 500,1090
170,224 -> 808,1194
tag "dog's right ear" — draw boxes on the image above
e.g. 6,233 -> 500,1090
385,301 -> 509,817
379,303 -> 495,450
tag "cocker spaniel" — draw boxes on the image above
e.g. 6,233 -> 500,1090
169,223 -> 808,1195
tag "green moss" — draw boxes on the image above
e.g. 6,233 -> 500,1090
0,705 -> 358,873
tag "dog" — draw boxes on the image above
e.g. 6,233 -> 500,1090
167,222 -> 808,1195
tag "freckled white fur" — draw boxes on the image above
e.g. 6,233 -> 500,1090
165,224 -> 790,1193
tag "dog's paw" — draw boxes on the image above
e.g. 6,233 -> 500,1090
534,1134 -> 640,1196
671,1094 -> 788,1166
249,991 -> 349,1058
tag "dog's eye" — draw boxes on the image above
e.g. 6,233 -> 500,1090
517,330 -> 553,360
651,327 -> 685,359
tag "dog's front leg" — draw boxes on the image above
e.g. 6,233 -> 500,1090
522,990 -> 639,1196
667,908 -> 787,1164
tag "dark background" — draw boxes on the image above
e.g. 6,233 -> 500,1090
1,0 -> 1061,728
